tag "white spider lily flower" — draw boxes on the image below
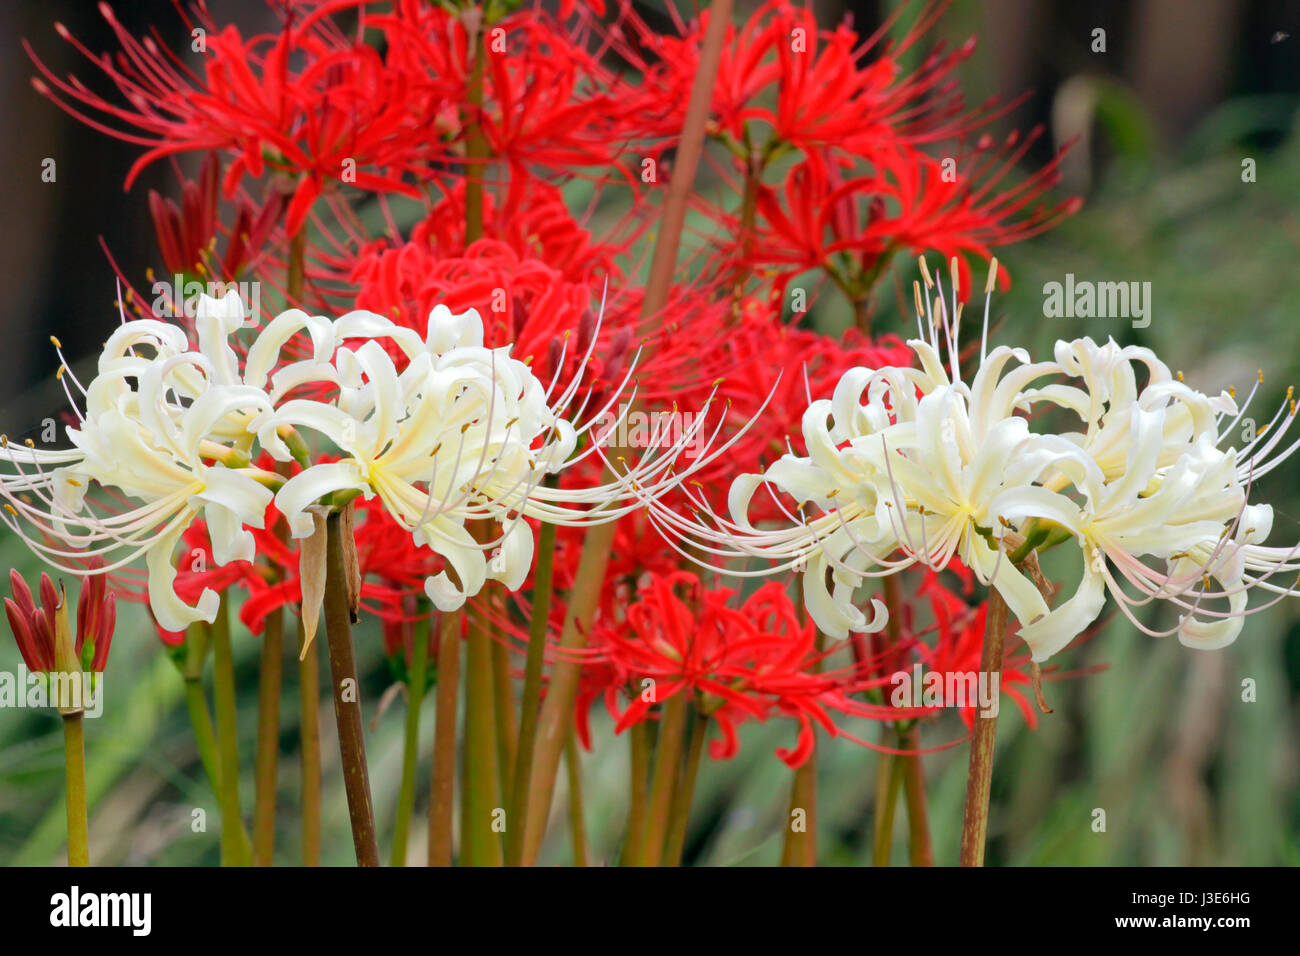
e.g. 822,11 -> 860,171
259,303 -> 730,612
2,316 -> 276,631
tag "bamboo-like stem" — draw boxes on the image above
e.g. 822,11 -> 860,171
504,518 -> 557,866
636,692 -> 689,867
959,590 -> 1009,866
297,617 -> 321,866
564,731 -> 589,867
391,615 -> 429,867
251,606 -> 283,866
210,603 -> 248,866
427,611 -> 461,866
62,714 -> 88,867
322,510 -> 379,866
898,724 -> 934,866
618,718 -> 650,866
662,711 -> 708,866
871,746 -> 904,866
461,600 -> 503,866
519,0 -> 735,867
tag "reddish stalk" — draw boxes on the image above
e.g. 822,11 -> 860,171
519,0 -> 736,867
959,590 -> 1009,866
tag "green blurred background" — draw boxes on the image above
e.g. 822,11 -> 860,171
0,0 -> 1297,865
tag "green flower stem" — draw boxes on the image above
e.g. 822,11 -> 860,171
959,589 -> 1009,866
61,713 -> 88,867
504,516 -> 557,866
491,634 -> 517,802
183,677 -> 222,796
210,603 -> 249,866
636,692 -> 689,867
298,617 -> 322,866
251,606 -> 283,866
322,510 -> 379,866
618,719 -> 650,866
871,745 -> 904,866
427,611 -> 461,867
391,615 -> 429,867
662,711 -> 708,866
564,731 -> 589,867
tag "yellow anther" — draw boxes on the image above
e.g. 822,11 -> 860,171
3,504 -> 16,517
1176,370 -> 1185,382
949,256 -> 960,297
918,256 -> 933,289
912,281 -> 924,317
50,335 -> 62,349
985,258 -> 999,294
1229,385 -> 1235,398
56,365 -> 65,381
1258,369 -> 1265,383
24,439 -> 33,448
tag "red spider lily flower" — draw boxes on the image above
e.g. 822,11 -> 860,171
621,0 -> 1018,161
366,1 -> 635,189
721,142 -> 1079,305
29,3 -> 438,235
148,152 -> 283,280
586,572 -> 912,767
6,561 -> 116,673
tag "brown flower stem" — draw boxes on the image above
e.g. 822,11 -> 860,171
959,589 -> 1009,866
504,517 -> 557,866
519,0 -> 735,868
781,622 -> 824,867
564,730 -> 589,867
297,617 -> 321,866
210,603 -> 248,866
662,711 -> 708,866
61,713 -> 88,867
898,724 -> 934,866
251,606 -> 283,866
322,510 -> 379,866
636,692 -> 690,867
491,633 -> 517,802
463,21 -> 487,244
461,599 -> 503,866
618,719 -> 650,866
391,614 -> 430,867
287,229 -> 306,305
871,745 -> 904,866
779,749 -> 818,866
427,611 -> 461,866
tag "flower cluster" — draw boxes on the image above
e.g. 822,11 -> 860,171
1,293 -> 714,632
653,260 -> 1300,661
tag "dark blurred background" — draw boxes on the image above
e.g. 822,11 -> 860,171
0,1 -> 1297,865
